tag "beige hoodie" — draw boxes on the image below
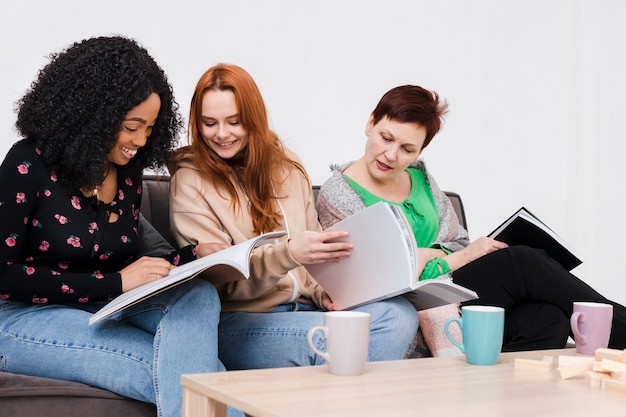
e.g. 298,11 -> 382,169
169,151 -> 326,312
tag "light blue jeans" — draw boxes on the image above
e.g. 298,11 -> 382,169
0,279 -> 243,417
218,296 -> 418,370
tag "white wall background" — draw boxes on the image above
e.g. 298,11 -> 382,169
1,0 -> 625,304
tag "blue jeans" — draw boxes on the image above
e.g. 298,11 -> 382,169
218,296 -> 418,370
0,279 -> 243,417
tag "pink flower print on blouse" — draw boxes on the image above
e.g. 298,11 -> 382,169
61,283 -> 75,294
88,222 -> 98,234
58,261 -> 69,269
71,196 -> 81,210
32,296 -> 48,304
92,271 -> 104,280
23,266 -> 35,275
55,214 -> 69,224
125,177 -> 133,187
39,241 -> 50,251
51,270 -> 61,276
32,218 -> 42,228
118,189 -> 125,201
78,297 -> 89,303
0,294 -> 9,300
133,207 -> 140,221
99,251 -> 112,260
120,235 -> 131,244
17,161 -> 31,174
5,234 -> 17,247
67,235 -> 83,248
50,172 -> 57,182
172,253 -> 181,266
44,189 -> 52,197
16,192 -> 26,204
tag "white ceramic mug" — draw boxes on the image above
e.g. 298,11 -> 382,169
306,311 -> 370,376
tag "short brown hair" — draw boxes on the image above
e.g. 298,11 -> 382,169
371,85 -> 448,149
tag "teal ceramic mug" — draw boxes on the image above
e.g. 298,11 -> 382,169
444,305 -> 505,365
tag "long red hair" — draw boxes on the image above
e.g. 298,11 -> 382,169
184,63 -> 308,234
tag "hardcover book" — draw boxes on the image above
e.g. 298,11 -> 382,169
488,207 -> 582,271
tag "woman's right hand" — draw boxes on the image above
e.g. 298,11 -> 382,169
444,236 -> 508,271
119,256 -> 175,292
287,230 -> 353,265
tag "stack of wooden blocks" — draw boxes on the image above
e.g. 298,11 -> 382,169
514,348 -> 626,393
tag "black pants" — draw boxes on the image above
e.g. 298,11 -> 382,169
452,245 -> 626,351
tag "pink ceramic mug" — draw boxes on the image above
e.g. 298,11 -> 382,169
570,302 -> 613,355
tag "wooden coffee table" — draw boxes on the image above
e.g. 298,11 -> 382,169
182,348 -> 625,417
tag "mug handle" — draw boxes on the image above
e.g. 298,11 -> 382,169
444,317 -> 465,353
307,326 -> 331,362
570,312 -> 588,345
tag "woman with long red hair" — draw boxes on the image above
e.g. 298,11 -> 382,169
170,64 -> 418,369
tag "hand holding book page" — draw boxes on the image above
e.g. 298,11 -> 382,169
487,207 -> 582,271
306,202 -> 477,310
89,230 -> 286,325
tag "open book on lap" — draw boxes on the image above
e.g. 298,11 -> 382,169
488,207 -> 582,271
89,230 -> 286,325
306,202 -> 477,310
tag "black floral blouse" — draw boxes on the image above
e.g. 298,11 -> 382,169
0,140 -> 193,304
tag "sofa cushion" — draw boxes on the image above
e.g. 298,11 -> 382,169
0,372 -> 156,417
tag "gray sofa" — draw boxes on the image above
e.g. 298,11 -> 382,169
0,174 -> 468,417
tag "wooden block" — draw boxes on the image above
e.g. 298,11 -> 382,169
595,348 -> 626,363
592,360 -> 612,374
514,358 -> 554,373
599,359 -> 626,373
606,378 -> 626,394
557,355 -> 594,368
586,371 -> 612,389
558,361 -> 594,380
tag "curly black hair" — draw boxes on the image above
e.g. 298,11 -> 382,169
15,35 -> 184,193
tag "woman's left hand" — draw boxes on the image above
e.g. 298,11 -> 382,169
287,230 -> 353,265
321,291 -> 339,311
195,242 -> 230,258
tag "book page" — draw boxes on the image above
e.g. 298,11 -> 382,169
307,202 -> 418,310
403,279 -> 478,311
89,230 -> 286,324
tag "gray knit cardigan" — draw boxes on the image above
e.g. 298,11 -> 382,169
317,160 -> 470,254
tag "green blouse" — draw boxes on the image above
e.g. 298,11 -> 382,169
344,168 -> 451,280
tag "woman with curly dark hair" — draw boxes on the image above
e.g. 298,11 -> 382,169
0,36 -> 242,417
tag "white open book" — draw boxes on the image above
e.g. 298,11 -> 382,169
307,202 -> 477,310
89,230 -> 286,325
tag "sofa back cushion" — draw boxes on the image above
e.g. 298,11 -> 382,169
141,175 -> 468,247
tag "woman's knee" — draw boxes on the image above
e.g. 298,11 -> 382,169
503,303 -> 570,351
360,297 -> 419,336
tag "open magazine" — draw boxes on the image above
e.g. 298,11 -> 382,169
306,202 -> 477,310
89,230 -> 286,325
488,207 -> 582,271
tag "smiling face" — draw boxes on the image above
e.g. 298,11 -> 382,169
199,89 -> 248,160
363,115 -> 427,183
107,92 -> 161,166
